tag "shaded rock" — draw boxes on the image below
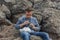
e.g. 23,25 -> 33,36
0,0 -> 5,4
11,13 -> 25,23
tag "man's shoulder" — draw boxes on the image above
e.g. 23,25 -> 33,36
18,15 -> 25,20
31,16 -> 37,20
31,16 -> 36,19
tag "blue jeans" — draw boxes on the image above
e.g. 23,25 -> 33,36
20,31 -> 50,40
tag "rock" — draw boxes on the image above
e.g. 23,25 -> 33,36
0,12 -> 12,26
11,13 -> 25,23
55,2 -> 60,10
0,4 -> 12,25
0,11 -> 6,19
0,25 -> 16,37
41,8 -> 60,36
51,0 -> 60,2
4,0 -> 16,4
0,4 -> 11,18
31,35 -> 42,40
33,0 -> 49,12
14,35 -> 42,40
47,0 -> 60,10
22,0 -> 32,7
33,11 -> 42,24
34,0 -> 42,2
0,0 -> 5,4
0,25 -> 42,40
0,37 -> 15,40
0,11 -> 12,25
48,1 -> 56,8
11,4 -> 25,14
0,0 -> 60,40
14,37 -> 22,40
11,0 -> 32,14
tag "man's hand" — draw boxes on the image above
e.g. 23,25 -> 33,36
23,20 -> 30,25
20,20 -> 30,28
30,23 -> 35,28
30,23 -> 38,31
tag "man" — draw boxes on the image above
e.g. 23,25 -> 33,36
15,7 -> 50,40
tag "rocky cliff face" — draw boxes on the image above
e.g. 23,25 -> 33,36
0,0 -> 60,40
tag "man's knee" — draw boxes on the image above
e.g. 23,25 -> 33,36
43,32 -> 49,36
20,31 -> 30,37
42,32 -> 49,39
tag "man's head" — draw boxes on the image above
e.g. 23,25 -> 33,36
25,7 -> 34,18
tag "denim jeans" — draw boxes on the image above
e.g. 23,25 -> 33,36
20,31 -> 50,40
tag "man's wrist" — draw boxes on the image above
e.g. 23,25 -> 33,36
32,26 -> 36,29
20,23 -> 25,28
23,23 -> 25,25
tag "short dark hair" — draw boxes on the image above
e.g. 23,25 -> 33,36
25,7 -> 34,12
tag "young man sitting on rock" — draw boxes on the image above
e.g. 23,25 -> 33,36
15,7 -> 51,40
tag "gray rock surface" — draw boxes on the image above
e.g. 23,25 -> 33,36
0,0 -> 60,40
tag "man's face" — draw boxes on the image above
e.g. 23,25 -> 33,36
26,11 -> 32,18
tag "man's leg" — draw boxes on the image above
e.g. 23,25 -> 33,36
20,31 -> 30,40
30,32 -> 50,40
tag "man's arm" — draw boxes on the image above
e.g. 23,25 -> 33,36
15,17 -> 30,30
20,20 -> 30,28
30,18 -> 41,31
15,17 -> 26,29
35,18 -> 41,31
15,18 -> 22,30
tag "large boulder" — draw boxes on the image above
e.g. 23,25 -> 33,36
0,4 -> 12,25
41,8 -> 60,34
